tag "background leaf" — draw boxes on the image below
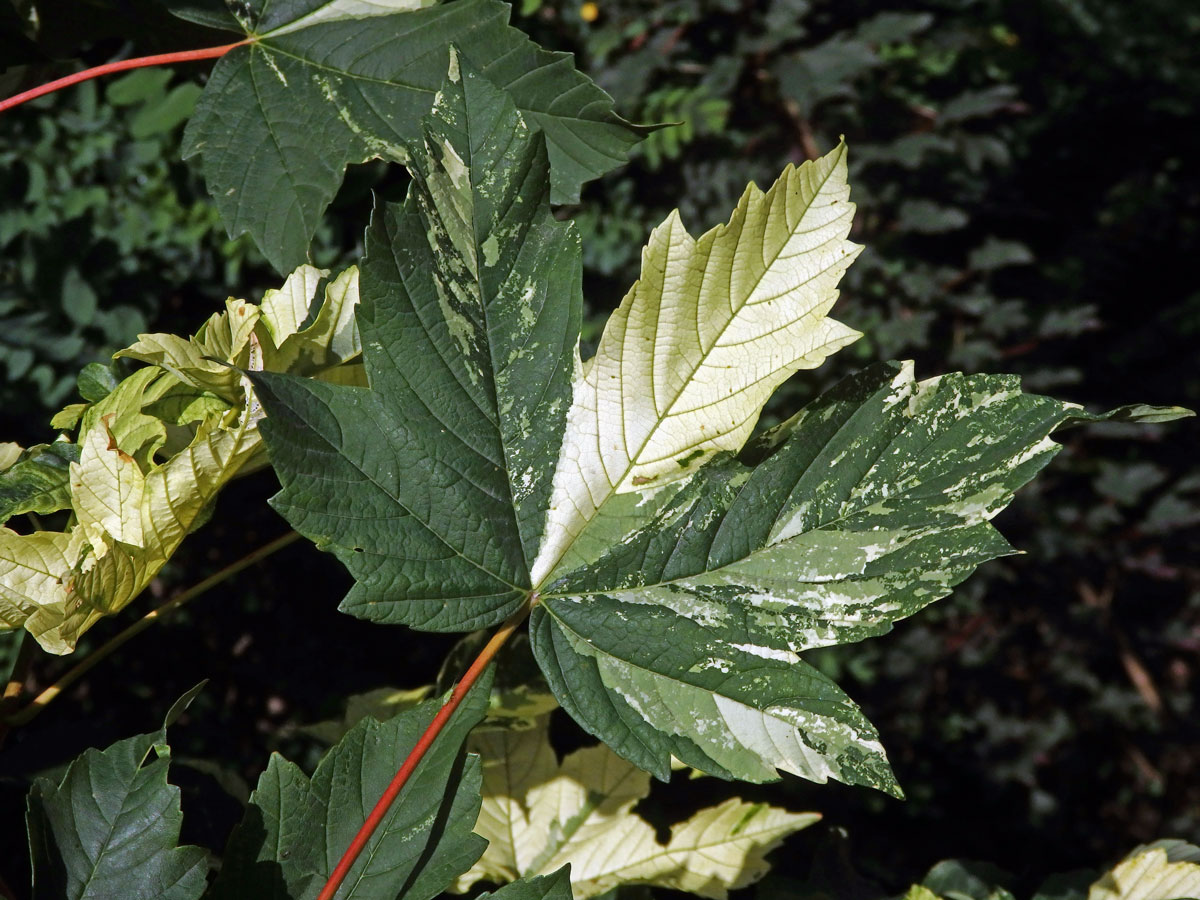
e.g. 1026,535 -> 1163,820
459,716 -> 818,898
183,0 -> 643,272
25,693 -> 208,900
212,670 -> 493,900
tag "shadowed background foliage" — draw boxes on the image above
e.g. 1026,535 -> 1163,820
0,0 -> 1197,897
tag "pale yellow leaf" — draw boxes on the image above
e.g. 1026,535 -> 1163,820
0,442 -> 22,472
1089,841 -> 1200,900
116,298 -> 260,401
457,718 -> 817,899
71,417 -> 147,556
0,529 -> 86,642
258,265 -> 361,375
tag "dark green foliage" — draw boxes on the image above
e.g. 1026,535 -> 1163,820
25,686 -> 209,900
212,673 -> 493,900
0,68 -> 253,428
0,1 -> 1196,897
514,0 -> 1200,880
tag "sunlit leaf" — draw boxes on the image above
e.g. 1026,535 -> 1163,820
25,687 -> 209,900
458,716 -> 817,898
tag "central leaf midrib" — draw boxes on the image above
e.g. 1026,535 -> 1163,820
454,80 -> 533,586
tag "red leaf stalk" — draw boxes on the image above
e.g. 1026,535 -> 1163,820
317,595 -> 536,900
0,42 -> 249,114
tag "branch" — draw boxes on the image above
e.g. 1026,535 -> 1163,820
0,42 -> 249,115
317,594 -> 537,900
0,531 -> 301,730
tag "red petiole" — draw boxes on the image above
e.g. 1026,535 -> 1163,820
316,596 -> 536,900
0,42 -> 249,115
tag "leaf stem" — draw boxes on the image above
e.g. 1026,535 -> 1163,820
0,41 -> 250,115
0,530 -> 301,729
317,594 -> 538,900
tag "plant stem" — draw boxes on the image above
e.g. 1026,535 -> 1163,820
1,631 -> 34,709
1,531 -> 301,729
317,594 -> 537,900
0,42 -> 249,115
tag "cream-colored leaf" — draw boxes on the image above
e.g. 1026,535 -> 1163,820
457,719 -> 817,899
0,529 -> 86,643
0,264 -> 361,652
116,298 -> 260,401
50,404 -> 88,431
258,265 -> 361,375
1089,840 -> 1200,900
30,405 -> 264,654
78,367 -> 175,467
0,442 -> 22,471
258,264 -> 327,346
72,417 -> 146,556
259,0 -> 437,37
531,143 -> 861,584
608,799 -> 821,898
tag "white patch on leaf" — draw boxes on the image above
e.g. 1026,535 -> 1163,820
531,144 -> 862,585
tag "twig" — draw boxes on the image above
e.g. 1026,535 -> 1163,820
2,632 -> 34,709
0,42 -> 249,115
1,531 -> 301,729
316,594 -> 537,900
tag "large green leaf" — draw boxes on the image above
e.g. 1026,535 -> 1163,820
253,53 -> 579,631
25,687 -> 209,900
256,60 -> 1191,792
211,670 -> 493,900
182,0 -> 643,272
0,441 -> 80,523
531,363 -> 1189,787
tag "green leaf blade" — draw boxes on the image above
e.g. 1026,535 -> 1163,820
215,672 -> 493,900
534,596 -> 899,792
184,0 -> 642,272
0,442 -> 79,523
26,731 -> 208,900
533,360 -> 1117,790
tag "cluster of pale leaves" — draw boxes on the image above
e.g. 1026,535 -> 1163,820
304,676 -> 819,900
903,840 -> 1200,900
0,265 -> 362,653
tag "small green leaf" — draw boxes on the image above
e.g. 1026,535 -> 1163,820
481,870 -> 575,900
76,363 -> 120,403
25,695 -> 208,900
61,268 -> 98,327
213,671 -> 493,900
